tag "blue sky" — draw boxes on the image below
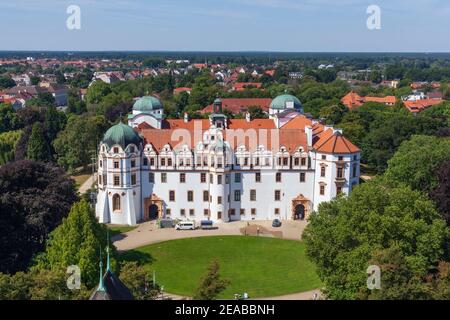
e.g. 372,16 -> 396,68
0,0 -> 449,52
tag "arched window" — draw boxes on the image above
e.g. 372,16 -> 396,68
113,194 -> 121,212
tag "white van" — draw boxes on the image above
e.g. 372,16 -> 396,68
175,221 -> 196,230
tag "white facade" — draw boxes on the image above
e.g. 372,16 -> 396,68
96,97 -> 360,226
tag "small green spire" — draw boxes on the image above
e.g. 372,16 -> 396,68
106,230 -> 111,272
98,248 -> 105,292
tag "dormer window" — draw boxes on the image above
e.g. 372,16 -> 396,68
130,146 -> 135,153
113,147 -> 119,153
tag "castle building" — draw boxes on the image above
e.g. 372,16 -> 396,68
96,94 -> 360,226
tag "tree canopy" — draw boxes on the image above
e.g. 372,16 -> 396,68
0,160 -> 77,274
302,178 -> 448,300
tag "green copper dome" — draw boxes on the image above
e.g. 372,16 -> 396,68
102,123 -> 142,150
133,96 -> 163,113
270,94 -> 302,110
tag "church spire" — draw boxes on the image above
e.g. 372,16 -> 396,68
97,247 -> 105,292
106,230 -> 111,272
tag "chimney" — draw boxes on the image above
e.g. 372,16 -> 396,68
184,112 -> 189,123
245,111 -> 251,122
305,125 -> 313,148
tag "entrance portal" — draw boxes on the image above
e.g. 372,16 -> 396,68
148,204 -> 159,220
294,204 -> 305,220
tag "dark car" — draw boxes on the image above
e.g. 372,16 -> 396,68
272,219 -> 282,227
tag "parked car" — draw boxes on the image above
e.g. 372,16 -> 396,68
200,220 -> 214,230
175,221 -> 196,230
272,219 -> 282,227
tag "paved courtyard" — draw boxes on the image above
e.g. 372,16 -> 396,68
113,219 -> 308,251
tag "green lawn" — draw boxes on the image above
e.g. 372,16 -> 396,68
119,236 -> 321,299
107,224 -> 137,237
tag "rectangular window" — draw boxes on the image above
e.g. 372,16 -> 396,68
337,167 -> 343,178
113,147 -> 119,153
322,155 -> 326,160
161,173 -> 167,183
131,160 -> 136,168
240,209 -> 245,216
187,191 -> 194,202
131,174 -> 136,185
217,175 -> 222,185
200,173 -> 206,183
114,161 -> 119,169
180,173 -> 186,183
301,157 -> 306,166
250,189 -> 256,201
161,158 -> 166,166
230,209 -> 236,216
320,185 -> 325,195
353,164 -> 357,178
180,209 -> 185,216
274,208 -> 280,215
274,190 -> 281,201
218,211 -> 222,219
294,158 -> 299,166
276,172 -> 282,182
204,209 -> 210,216
321,166 -> 326,177
255,172 -> 261,183
99,160 -> 103,168
149,172 -> 154,183
130,146 -> 135,153
234,173 -> 241,183
203,190 -> 209,202
114,175 -> 120,186
300,172 -> 306,182
251,208 -> 256,215
103,174 -> 107,185
166,209 -> 171,216
169,190 -> 175,202
143,158 -> 148,166
218,196 -> 222,205
189,209 -> 195,216
234,190 -> 241,202
98,175 -> 102,185
283,157 -> 288,166
168,158 -> 172,166
150,158 -> 155,166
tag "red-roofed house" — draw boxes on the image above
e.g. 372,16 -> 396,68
232,82 -> 263,91
341,91 -> 396,110
201,98 -> 272,114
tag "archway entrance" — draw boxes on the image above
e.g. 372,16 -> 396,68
291,194 -> 311,220
143,193 -> 163,222
148,204 -> 159,220
295,204 -> 305,220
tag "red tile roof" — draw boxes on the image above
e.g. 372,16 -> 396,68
403,99 -> 444,113
341,91 -> 396,110
313,129 -> 360,154
232,82 -> 262,91
201,98 -> 272,114
173,87 -> 192,94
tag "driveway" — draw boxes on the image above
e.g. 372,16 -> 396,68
113,219 -> 307,251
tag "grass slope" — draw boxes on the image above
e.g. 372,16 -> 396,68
120,235 -> 321,298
